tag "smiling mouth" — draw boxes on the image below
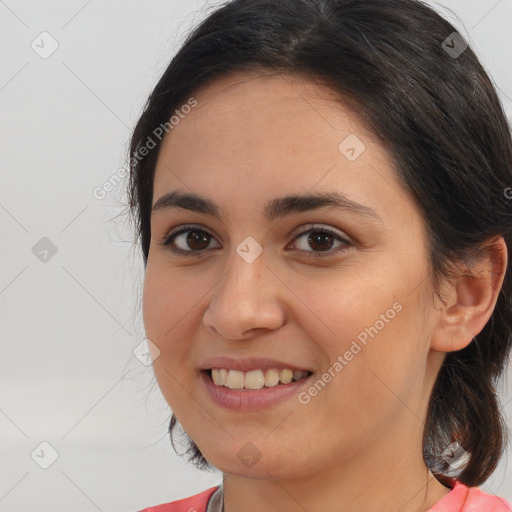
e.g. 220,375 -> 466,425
204,368 -> 313,390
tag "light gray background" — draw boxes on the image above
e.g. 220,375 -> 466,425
1,1 -> 511,511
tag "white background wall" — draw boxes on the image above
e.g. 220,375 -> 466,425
1,1 -> 511,511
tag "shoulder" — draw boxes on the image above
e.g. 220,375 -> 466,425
430,480 -> 512,512
463,485 -> 512,511
136,485 -> 219,512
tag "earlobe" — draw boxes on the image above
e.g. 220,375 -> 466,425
430,236 -> 508,353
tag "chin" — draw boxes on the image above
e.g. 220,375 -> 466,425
203,444 -> 310,480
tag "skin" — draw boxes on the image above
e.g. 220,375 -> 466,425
142,70 -> 508,512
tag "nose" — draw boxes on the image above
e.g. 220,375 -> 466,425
202,248 -> 286,340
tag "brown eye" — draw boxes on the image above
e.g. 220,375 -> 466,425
160,225 -> 221,256
307,231 -> 335,252
183,230 -> 210,250
290,225 -> 352,257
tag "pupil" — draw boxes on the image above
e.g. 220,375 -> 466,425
187,230 -> 209,250
308,232 -> 333,251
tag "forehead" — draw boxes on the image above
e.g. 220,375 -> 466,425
192,69 -> 340,108
174,70 -> 373,136
152,70 -> 419,230
155,70 -> 384,175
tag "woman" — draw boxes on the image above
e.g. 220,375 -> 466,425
127,0 -> 512,510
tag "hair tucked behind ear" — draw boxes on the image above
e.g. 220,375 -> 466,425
424,333 -> 509,487
128,0 -> 512,486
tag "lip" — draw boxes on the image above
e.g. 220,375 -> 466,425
199,356 -> 313,373
200,369 -> 314,410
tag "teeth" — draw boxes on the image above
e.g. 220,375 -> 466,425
279,369 -> 293,384
244,370 -> 265,390
210,368 -> 310,389
211,368 -> 222,385
293,370 -> 308,381
211,368 -> 227,386
264,368 -> 280,387
226,369 -> 245,389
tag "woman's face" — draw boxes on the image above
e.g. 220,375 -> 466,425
143,70 -> 444,479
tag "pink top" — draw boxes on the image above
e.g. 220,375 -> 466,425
137,481 -> 512,512
137,486 -> 218,512
429,481 -> 511,511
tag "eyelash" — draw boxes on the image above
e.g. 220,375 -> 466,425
157,224 -> 353,258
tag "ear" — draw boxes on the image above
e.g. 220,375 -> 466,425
430,236 -> 508,353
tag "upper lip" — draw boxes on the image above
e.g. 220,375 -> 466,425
199,356 -> 313,373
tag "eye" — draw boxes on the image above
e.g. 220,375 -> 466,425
158,225 -> 221,256
288,224 -> 352,257
158,223 -> 352,258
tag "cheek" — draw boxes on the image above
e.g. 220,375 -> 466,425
142,260 -> 201,340
319,297 -> 429,430
293,266 -> 429,405
288,268 -> 399,353
142,264 -> 198,386
141,259 -> 222,394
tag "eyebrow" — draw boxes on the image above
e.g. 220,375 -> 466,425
151,190 -> 382,224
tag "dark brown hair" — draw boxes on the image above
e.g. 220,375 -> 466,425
127,0 -> 512,487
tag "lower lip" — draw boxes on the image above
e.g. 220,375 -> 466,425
200,370 -> 313,410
